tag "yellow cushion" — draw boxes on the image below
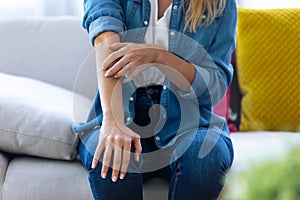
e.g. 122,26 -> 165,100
237,8 -> 300,131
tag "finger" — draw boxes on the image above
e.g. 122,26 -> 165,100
101,145 -> 113,179
92,141 -> 105,169
120,141 -> 131,179
103,57 -> 121,71
113,61 -> 136,78
111,140 -> 123,182
133,136 -> 142,162
107,43 -> 128,51
105,55 -> 132,77
103,50 -> 124,71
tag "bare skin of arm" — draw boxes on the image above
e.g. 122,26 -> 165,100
92,32 -> 142,182
91,0 -> 197,184
93,33 -> 196,183
103,43 -> 196,92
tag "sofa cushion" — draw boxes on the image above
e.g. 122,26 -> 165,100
2,156 -> 169,200
0,72 -> 92,160
213,89 -> 230,120
236,8 -> 300,131
2,157 -> 93,200
0,17 -> 95,99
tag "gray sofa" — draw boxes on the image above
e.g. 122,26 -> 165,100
1,17 -> 300,200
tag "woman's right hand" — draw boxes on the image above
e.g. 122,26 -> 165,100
91,117 -> 142,182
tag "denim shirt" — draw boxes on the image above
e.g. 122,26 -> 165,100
73,0 -> 237,148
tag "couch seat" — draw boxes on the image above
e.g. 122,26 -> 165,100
2,157 -> 93,200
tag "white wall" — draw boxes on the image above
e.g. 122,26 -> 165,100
237,0 -> 300,8
0,0 -> 83,17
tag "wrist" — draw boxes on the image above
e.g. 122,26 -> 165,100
103,111 -> 124,124
102,110 -> 114,119
155,49 -> 168,65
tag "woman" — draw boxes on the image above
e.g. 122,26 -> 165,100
74,0 -> 237,199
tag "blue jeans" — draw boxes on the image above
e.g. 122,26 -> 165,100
78,86 -> 234,200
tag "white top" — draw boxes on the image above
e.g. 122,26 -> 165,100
133,0 -> 172,87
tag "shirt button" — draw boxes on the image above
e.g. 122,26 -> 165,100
173,5 -> 178,10
155,136 -> 160,141
144,20 -> 148,26
163,85 -> 167,90
170,31 -> 176,36
129,97 -> 134,101
126,117 -> 131,122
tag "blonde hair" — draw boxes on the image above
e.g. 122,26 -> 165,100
183,0 -> 226,32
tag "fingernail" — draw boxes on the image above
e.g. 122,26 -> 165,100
91,163 -> 96,169
104,72 -> 109,77
120,174 -> 125,180
112,176 -> 118,182
114,75 -> 119,78
136,155 -> 140,162
101,173 -> 107,179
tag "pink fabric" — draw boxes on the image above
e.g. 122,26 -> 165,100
228,123 -> 238,132
213,87 -> 230,120
212,87 -> 238,132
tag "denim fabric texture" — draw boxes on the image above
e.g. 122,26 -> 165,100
79,86 -> 234,199
74,0 -> 237,199
73,0 -> 237,147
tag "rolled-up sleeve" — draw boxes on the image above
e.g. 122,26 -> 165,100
83,0 -> 125,45
179,0 -> 237,106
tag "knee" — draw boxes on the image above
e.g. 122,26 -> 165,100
87,170 -> 143,200
170,156 -> 224,200
175,153 -> 226,199
177,157 -> 224,186
195,133 -> 233,173
178,137 -> 232,184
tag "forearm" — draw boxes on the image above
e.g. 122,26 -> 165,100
95,32 -> 123,121
92,32 -> 142,181
156,50 -> 196,92
103,43 -> 197,93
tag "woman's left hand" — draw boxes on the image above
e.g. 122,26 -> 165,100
102,43 -> 164,82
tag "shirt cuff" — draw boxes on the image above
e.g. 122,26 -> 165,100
176,64 -> 210,100
88,16 -> 125,46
